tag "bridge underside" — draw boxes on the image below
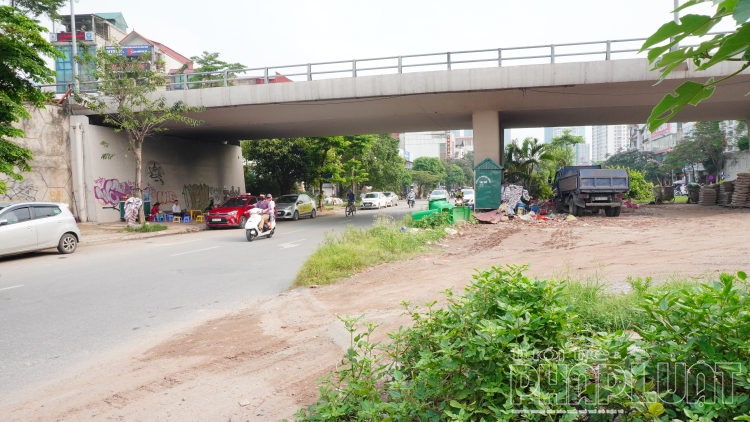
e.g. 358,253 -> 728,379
156,76 -> 750,143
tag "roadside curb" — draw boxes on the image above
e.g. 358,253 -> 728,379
80,226 -> 206,246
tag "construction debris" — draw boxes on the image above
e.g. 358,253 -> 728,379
731,173 -> 750,208
699,184 -> 719,206
718,181 -> 734,206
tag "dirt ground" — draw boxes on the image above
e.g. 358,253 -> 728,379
5,204 -> 749,421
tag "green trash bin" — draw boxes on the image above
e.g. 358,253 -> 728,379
428,199 -> 454,211
452,206 -> 471,222
473,158 -> 503,210
411,209 -> 439,221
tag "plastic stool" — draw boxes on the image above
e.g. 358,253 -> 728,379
182,215 -> 190,223
196,215 -> 204,223
158,215 -> 165,222
173,215 -> 181,223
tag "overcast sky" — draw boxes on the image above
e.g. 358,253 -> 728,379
43,0 -> 730,140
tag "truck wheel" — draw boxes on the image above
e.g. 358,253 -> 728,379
605,207 -> 621,217
568,198 -> 582,217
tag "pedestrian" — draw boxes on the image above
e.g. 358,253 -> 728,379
317,191 -> 325,211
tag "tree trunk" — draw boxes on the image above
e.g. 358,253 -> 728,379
134,140 -> 145,224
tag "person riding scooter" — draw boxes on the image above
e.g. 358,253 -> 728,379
455,189 -> 464,206
406,188 -> 416,208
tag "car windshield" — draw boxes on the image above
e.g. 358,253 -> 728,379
364,193 -> 379,198
220,198 -> 247,207
431,190 -> 446,195
276,195 -> 298,203
384,192 -> 393,197
462,189 -> 474,195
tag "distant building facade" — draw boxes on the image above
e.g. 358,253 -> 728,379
400,131 -> 453,161
591,125 -> 629,162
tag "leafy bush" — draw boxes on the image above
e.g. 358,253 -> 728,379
294,267 -> 750,421
625,168 -> 654,201
293,215 -> 445,287
410,211 -> 452,229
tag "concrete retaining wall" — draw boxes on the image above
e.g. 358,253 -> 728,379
3,105 -> 244,223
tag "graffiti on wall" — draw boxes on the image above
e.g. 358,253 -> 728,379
94,177 -> 133,206
182,184 -> 241,210
147,161 -> 165,185
1,179 -> 38,202
48,188 -> 64,203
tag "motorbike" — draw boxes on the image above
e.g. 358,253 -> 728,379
245,208 -> 275,242
407,197 -> 415,208
455,197 -> 464,207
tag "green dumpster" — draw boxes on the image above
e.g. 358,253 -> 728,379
411,209 -> 439,221
428,199 -> 454,211
119,200 -> 151,221
473,158 -> 503,210
452,206 -> 471,222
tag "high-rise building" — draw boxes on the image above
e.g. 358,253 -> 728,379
591,125 -> 629,162
573,143 -> 591,165
400,131 -> 454,160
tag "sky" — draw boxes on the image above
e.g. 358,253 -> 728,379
38,0 -> 732,142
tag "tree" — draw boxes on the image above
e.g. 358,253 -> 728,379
452,151 -> 474,185
605,150 -> 673,185
0,5 -> 61,194
363,134 -> 407,192
683,121 -> 726,176
78,45 -> 204,221
189,51 -> 246,88
445,163 -> 466,189
409,170 -> 441,197
243,138 -> 311,195
412,157 -> 446,178
4,0 -> 65,18
643,0 -> 750,131
548,129 -> 585,169
503,137 -> 553,191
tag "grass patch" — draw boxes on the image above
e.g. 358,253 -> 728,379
293,214 -> 447,287
122,223 -> 168,233
560,273 -> 697,331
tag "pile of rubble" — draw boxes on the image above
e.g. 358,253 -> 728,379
699,184 -> 719,206
718,181 -> 734,206
730,173 -> 750,208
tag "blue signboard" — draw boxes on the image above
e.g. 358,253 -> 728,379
104,45 -> 152,57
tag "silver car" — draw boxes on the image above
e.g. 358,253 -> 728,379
0,202 -> 81,257
275,194 -> 316,220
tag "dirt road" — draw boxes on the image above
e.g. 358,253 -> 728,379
5,204 -> 749,421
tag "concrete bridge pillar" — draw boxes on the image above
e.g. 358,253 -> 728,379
472,111 -> 504,166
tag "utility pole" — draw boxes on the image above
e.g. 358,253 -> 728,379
671,0 -> 680,51
70,0 -> 79,92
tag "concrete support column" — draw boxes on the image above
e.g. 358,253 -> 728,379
472,111 -> 504,166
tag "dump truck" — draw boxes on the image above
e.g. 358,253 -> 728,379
552,165 -> 629,217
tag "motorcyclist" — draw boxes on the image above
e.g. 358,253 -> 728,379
407,188 -> 416,206
259,194 -> 275,232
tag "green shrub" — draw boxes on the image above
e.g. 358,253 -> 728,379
410,211 -> 452,229
626,168 -> 653,201
293,268 -> 750,421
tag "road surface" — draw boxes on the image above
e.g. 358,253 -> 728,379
0,203 -> 417,405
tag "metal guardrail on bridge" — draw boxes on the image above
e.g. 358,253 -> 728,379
38,33 -> 729,93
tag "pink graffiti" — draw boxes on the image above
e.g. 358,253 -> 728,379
94,178 -> 133,206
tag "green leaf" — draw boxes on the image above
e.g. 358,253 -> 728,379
641,14 -> 714,51
735,0 -> 750,23
738,271 -> 748,280
648,402 -> 665,416
647,81 -> 716,131
701,24 -> 750,68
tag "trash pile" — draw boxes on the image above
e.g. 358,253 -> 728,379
730,173 -> 750,207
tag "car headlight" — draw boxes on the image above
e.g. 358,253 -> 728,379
227,210 -> 238,216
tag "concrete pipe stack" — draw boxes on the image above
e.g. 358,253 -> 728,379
699,184 -> 719,205
730,173 -> 750,207
718,181 -> 734,206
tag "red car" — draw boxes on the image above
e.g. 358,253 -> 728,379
205,194 -> 259,229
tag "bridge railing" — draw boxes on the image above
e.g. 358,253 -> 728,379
38,33 -> 729,94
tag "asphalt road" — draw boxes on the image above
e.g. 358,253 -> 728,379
0,202 -> 418,405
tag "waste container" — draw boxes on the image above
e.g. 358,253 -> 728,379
411,209 -> 439,221
428,199 -> 454,211
119,200 -> 151,221
452,206 -> 471,222
473,158 -> 503,210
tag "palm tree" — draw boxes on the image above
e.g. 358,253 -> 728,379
504,137 -> 553,189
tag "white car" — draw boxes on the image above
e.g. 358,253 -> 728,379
384,192 -> 399,207
428,189 -> 448,201
0,202 -> 81,257
460,188 -> 475,206
360,192 -> 388,209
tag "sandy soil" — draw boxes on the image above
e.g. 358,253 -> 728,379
5,204 -> 749,421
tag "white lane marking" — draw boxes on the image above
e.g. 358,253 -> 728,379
171,246 -> 219,256
277,229 -> 305,235
0,285 -> 24,292
153,239 -> 201,247
279,239 -> 305,249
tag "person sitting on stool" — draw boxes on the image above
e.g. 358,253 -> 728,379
171,200 -> 184,218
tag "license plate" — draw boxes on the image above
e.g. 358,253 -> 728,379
212,218 -> 221,222
594,196 -> 608,201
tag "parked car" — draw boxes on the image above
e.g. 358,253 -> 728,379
427,189 -> 448,201
276,194 -> 316,220
383,192 -> 399,206
460,188 -> 475,206
205,194 -> 258,229
0,202 -> 81,257
360,192 -> 388,209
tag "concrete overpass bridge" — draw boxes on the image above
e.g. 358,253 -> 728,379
100,36 -> 750,165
